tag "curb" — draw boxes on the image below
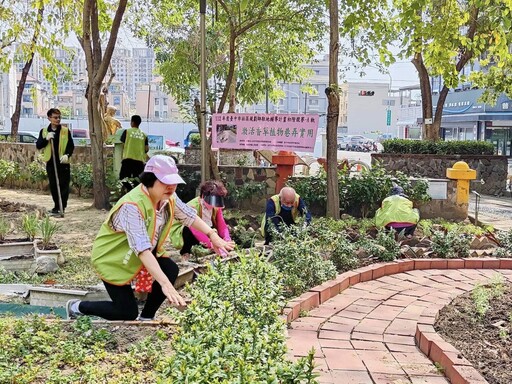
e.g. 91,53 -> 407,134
283,257 -> 510,384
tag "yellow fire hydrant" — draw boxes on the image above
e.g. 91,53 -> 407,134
446,161 -> 477,204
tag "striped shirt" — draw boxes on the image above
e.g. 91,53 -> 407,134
111,191 -> 197,256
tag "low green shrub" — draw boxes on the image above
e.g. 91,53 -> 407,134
271,224 -> 337,298
0,217 -> 10,241
431,230 -> 471,258
21,213 -> 39,241
27,159 -> 47,184
0,159 -> 19,187
382,139 -> 494,155
330,236 -> 358,272
161,252 -> 317,383
71,163 -> 94,197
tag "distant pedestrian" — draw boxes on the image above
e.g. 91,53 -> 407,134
119,115 -> 148,191
36,108 -> 74,215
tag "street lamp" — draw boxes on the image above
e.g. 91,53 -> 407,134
283,88 -> 301,113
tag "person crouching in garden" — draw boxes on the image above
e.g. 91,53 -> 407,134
375,185 -> 420,236
65,155 -> 235,321
170,180 -> 231,258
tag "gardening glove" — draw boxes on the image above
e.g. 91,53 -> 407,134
46,132 -> 55,140
60,154 -> 69,164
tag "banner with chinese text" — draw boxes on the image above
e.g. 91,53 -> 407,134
211,113 -> 319,152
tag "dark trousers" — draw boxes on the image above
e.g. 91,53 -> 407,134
46,161 -> 70,210
79,257 -> 180,320
119,159 -> 144,192
180,226 -> 200,255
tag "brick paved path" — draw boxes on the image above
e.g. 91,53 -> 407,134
286,268 -> 512,384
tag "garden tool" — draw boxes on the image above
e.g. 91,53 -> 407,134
49,138 -> 64,218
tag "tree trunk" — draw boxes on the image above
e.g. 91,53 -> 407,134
325,0 -> 340,219
194,97 -> 212,180
412,54 -> 437,140
11,4 -> 44,138
11,55 -> 34,137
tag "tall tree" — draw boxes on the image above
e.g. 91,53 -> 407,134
340,0 -> 512,140
9,0 -> 74,137
77,0 -> 128,209
130,0 -> 326,177
325,0 -> 339,219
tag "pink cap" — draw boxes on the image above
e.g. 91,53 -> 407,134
144,155 -> 185,185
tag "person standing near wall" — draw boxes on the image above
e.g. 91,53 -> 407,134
119,115 -> 148,191
36,108 -> 75,215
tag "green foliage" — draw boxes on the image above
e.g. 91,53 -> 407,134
288,165 -> 430,218
382,139 -> 495,155
161,252 -> 318,383
472,276 -> 505,318
287,173 -> 327,208
27,160 -> 47,184
330,236 -> 358,272
20,213 -> 39,241
175,168 -> 201,203
38,216 -> 60,248
226,180 -> 267,208
71,163 -> 94,197
189,133 -> 201,147
190,244 -> 212,263
0,159 -> 20,187
0,217 -> 10,241
0,267 -> 45,285
355,229 -> 400,262
494,229 -> 512,257
431,230 -> 471,259
230,226 -> 258,248
271,224 -> 337,298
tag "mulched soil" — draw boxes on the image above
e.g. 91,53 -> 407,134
435,284 -> 512,384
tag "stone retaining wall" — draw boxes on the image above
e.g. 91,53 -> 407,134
372,153 -> 507,196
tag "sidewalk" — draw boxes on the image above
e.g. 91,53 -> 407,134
286,266 -> 510,384
468,193 -> 512,231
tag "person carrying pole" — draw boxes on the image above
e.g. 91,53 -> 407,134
36,108 -> 75,216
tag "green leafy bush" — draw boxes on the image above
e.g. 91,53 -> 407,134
0,217 -> 9,241
161,252 -> 317,383
226,180 -> 267,208
271,224 -> 337,298
189,133 -> 201,147
382,139 -> 494,155
431,230 -> 471,258
71,163 -> 94,197
27,160 -> 47,183
330,236 -> 358,272
39,216 -> 60,248
0,159 -> 20,187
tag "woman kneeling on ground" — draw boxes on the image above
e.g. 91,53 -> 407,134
170,180 -> 231,258
66,155 -> 235,321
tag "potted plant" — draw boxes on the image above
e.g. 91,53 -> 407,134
0,215 -> 35,259
34,216 -> 64,265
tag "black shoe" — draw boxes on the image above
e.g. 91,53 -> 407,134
48,208 -> 59,215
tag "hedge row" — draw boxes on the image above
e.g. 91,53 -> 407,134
382,139 -> 495,155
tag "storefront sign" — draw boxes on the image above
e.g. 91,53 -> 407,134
211,113 -> 319,152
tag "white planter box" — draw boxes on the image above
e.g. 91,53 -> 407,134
29,285 -> 110,308
0,241 -> 34,258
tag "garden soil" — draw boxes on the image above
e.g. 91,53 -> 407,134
435,284 -> 512,384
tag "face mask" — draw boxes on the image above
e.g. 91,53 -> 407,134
281,205 -> 292,211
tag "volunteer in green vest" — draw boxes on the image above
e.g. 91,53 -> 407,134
262,186 -> 311,245
170,180 -> 231,257
36,108 -> 75,215
375,185 -> 420,236
65,155 -> 235,321
119,114 -> 148,191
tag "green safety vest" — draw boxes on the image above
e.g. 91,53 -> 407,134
260,193 -> 300,237
375,195 -> 420,227
122,128 -> 147,162
91,185 -> 175,285
41,126 -> 69,162
168,197 -> 217,250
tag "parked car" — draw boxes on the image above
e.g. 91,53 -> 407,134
344,135 -> 368,151
0,131 -> 38,143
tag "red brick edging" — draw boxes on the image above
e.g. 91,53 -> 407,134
283,257 -> 511,384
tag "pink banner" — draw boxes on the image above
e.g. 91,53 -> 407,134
211,113 -> 319,152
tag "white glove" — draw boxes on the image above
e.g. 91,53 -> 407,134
46,132 -> 55,140
60,154 -> 69,164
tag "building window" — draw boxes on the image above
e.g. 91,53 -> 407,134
155,111 -> 159,118
309,99 -> 319,105
163,98 -> 167,106
155,98 -> 159,105
22,95 -> 32,102
113,96 -> 121,106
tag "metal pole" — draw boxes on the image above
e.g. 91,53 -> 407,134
200,0 -> 208,183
